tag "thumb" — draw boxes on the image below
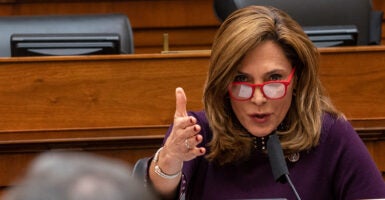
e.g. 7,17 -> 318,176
175,87 -> 188,118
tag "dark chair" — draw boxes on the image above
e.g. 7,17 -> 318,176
132,157 -> 151,185
213,0 -> 383,46
132,157 -> 162,198
0,13 -> 134,57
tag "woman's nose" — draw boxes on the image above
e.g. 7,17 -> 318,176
250,87 -> 267,105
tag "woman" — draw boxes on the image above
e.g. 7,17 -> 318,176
148,6 -> 385,199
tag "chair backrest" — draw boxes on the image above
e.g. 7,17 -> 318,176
132,157 -> 151,184
214,0 -> 383,46
0,13 -> 134,57
132,157 -> 159,198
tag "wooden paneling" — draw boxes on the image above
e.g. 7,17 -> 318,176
0,0 -> 219,28
319,46 -> 385,119
373,0 -> 385,17
0,52 -> 211,191
364,136 -> 385,179
0,130 -> 165,186
1,0 -> 385,50
0,53 -> 209,130
2,48 -> 384,133
0,0 -> 220,53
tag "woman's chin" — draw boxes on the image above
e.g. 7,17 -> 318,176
247,127 -> 275,137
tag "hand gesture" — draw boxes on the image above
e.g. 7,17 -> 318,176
163,87 -> 206,162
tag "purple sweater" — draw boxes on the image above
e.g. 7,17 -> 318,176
162,111 -> 385,200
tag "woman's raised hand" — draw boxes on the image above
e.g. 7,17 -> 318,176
163,87 -> 206,162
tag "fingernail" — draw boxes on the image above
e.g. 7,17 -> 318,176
190,117 -> 196,124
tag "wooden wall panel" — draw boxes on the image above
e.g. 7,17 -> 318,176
0,55 -> 209,130
0,0 -> 220,53
319,46 -> 385,119
0,0 -> 219,28
1,0 -> 385,50
373,0 -> 385,15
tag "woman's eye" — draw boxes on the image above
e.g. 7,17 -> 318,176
270,73 -> 283,81
234,74 -> 249,82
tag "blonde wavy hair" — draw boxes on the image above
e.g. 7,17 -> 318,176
203,6 -> 343,165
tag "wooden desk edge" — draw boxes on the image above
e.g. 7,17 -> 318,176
3,45 -> 385,62
0,50 -> 212,63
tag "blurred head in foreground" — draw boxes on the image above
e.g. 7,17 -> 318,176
3,151 -> 156,200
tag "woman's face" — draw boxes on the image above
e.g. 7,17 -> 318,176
229,40 -> 295,137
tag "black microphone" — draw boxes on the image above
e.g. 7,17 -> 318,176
267,132 -> 301,200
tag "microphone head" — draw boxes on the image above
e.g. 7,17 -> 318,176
267,132 -> 289,183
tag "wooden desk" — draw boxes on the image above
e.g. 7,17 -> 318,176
0,52 -> 210,190
0,46 -> 384,191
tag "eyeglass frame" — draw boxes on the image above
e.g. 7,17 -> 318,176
228,67 -> 296,101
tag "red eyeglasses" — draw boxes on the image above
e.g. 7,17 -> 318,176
228,68 -> 296,101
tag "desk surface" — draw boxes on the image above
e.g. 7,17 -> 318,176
0,46 -> 384,132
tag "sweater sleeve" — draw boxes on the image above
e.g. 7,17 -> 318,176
327,117 -> 385,199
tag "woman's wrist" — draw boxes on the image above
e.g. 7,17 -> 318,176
153,147 -> 182,179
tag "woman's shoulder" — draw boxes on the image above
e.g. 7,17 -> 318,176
322,112 -> 346,128
320,112 -> 360,146
322,112 -> 352,134
319,114 -> 385,198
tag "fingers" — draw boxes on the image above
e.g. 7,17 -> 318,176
184,134 -> 206,155
174,87 -> 195,135
174,87 -> 188,118
166,87 -> 206,161
183,122 -> 200,137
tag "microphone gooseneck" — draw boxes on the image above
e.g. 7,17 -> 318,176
267,132 -> 302,200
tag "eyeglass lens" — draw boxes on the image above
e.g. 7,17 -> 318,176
231,82 -> 286,100
263,83 -> 285,98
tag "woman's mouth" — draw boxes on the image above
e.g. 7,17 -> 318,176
251,113 -> 270,123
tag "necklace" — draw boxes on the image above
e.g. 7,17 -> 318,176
253,136 -> 267,151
